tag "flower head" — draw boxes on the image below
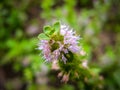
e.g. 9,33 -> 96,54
37,22 -> 90,83
38,22 -> 81,64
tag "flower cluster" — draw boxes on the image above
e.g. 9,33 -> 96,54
38,22 -> 81,64
38,21 -> 90,83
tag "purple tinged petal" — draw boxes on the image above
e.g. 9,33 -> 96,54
68,45 -> 79,53
62,54 -> 67,64
53,50 -> 60,60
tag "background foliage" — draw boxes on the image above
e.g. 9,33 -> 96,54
0,0 -> 120,90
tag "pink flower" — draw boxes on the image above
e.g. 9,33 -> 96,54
38,23 -> 81,63
62,54 -> 67,64
38,40 -> 51,62
60,24 -> 81,53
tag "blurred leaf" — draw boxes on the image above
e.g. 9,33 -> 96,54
60,84 -> 74,90
38,33 -> 49,40
113,70 -> 120,87
43,25 -> 55,35
53,21 -> 60,33
24,68 -> 33,81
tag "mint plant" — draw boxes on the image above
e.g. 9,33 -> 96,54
38,21 -> 91,83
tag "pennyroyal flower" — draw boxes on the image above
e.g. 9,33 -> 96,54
38,22 -> 81,64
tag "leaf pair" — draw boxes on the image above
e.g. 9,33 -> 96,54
38,21 -> 60,40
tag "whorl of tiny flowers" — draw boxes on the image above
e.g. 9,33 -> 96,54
38,22 -> 81,64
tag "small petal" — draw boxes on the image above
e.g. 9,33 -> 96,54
52,60 -> 60,70
68,45 -> 79,53
62,54 -> 67,64
61,74 -> 69,83
82,60 -> 88,68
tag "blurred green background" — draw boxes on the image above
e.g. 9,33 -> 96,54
0,0 -> 120,90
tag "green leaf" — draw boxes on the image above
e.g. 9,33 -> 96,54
38,33 -> 49,40
44,25 -> 51,33
53,21 -> 60,33
43,25 -> 55,35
